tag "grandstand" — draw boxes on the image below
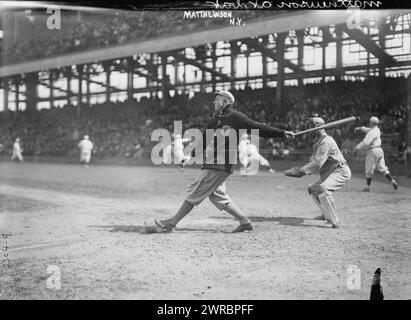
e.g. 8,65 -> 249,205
0,6 -> 410,164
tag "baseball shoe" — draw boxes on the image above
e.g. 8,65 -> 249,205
154,219 -> 175,232
363,186 -> 370,192
269,168 -> 275,173
231,223 -> 253,233
392,180 -> 398,190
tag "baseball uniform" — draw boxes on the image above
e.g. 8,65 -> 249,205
11,141 -> 23,162
354,119 -> 398,191
356,126 -> 389,178
301,134 -> 351,227
78,138 -> 93,164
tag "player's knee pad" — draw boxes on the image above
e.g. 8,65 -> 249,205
318,193 -> 339,226
308,184 -> 325,197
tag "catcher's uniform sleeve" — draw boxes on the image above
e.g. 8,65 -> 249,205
231,111 -> 285,138
301,139 -> 331,175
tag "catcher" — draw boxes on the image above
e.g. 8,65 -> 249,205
284,117 -> 351,228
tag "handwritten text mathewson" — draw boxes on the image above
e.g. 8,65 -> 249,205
205,0 -> 382,10
183,11 -> 233,19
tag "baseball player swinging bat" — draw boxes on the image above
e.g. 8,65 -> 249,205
293,116 -> 358,137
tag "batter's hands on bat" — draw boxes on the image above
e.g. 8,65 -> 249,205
284,131 -> 295,142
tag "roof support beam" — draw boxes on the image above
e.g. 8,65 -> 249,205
170,52 -> 234,82
38,81 -> 68,94
243,38 -> 309,77
341,25 -> 396,65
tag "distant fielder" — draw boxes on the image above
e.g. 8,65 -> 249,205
11,138 -> 24,162
353,116 -> 398,192
239,133 -> 275,176
284,117 -> 351,228
161,134 -> 191,165
173,133 -> 191,165
78,135 -> 93,166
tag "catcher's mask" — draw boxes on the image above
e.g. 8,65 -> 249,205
307,117 -> 325,138
308,117 -> 325,128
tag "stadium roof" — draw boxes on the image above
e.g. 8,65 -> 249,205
0,9 -> 409,77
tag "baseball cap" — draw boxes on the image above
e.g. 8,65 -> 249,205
370,116 -> 379,124
84,135 -> 89,139
214,90 -> 235,105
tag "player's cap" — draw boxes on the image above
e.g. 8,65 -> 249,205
369,116 -> 379,124
241,133 -> 249,140
84,135 -> 89,140
308,117 -> 325,127
214,90 -> 235,105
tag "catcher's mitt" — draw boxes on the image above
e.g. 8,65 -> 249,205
284,167 -> 304,178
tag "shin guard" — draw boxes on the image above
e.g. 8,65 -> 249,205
318,193 -> 339,227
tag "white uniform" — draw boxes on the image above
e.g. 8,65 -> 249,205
301,134 -> 351,227
78,139 -> 93,164
173,137 -> 185,164
355,126 -> 390,178
238,139 -> 249,175
11,142 -> 23,162
163,143 -> 172,164
248,144 -> 270,167
239,138 -> 271,176
173,136 -> 191,165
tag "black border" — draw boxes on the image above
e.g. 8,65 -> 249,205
9,0 -> 411,11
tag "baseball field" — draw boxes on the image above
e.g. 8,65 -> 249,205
0,161 -> 410,300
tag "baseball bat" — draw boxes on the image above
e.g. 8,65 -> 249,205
294,116 -> 358,137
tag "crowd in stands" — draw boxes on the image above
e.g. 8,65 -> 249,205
2,10 -> 278,65
0,78 -> 408,162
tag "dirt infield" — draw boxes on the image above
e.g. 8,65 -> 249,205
0,162 -> 410,300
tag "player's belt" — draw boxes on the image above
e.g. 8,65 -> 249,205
332,161 -> 346,170
369,145 -> 381,150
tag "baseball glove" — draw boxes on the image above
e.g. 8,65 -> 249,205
284,167 -> 305,178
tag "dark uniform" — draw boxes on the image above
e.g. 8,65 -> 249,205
186,109 -> 286,210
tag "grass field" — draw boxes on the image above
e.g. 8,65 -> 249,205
0,161 -> 410,300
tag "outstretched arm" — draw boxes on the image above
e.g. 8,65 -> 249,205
354,130 -> 375,151
232,112 -> 294,140
354,126 -> 371,134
